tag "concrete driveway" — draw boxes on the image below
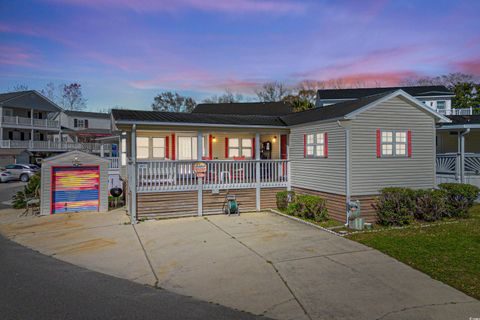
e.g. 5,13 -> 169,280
1,209 -> 479,320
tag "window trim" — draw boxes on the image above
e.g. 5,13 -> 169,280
152,137 -> 166,159
228,138 -> 253,159
305,132 -> 326,158
136,137 -> 150,159
380,130 -> 408,158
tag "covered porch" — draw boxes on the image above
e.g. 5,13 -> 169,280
436,118 -> 480,188
118,125 -> 290,222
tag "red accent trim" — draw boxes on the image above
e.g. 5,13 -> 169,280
171,134 -> 176,160
209,134 -> 213,159
376,129 -> 381,158
280,135 -> 287,159
252,138 -> 255,159
324,132 -> 328,158
407,130 -> 412,158
303,134 -> 307,158
225,137 -> 229,158
165,136 -> 169,159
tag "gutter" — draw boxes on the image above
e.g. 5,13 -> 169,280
337,120 -> 351,225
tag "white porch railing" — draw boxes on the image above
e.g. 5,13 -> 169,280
107,157 -> 119,170
133,160 -> 289,192
1,116 -> 60,128
436,108 -> 478,116
436,153 -> 480,175
0,140 -> 111,152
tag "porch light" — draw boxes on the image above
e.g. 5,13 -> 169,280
212,136 -> 217,142
273,136 -> 277,143
72,156 -> 81,167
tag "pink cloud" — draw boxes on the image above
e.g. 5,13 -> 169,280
0,45 -> 35,67
41,0 -> 306,14
316,71 -> 421,87
453,58 -> 480,76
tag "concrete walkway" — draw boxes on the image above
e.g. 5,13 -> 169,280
1,208 -> 479,320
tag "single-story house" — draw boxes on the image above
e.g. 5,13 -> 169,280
112,90 -> 450,224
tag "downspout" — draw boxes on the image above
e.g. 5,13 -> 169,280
337,120 -> 351,225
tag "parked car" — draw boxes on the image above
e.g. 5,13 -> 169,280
0,170 -> 15,183
4,164 -> 38,182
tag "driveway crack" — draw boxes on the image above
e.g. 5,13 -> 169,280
205,217 -> 313,320
375,300 -> 477,320
132,225 -> 159,287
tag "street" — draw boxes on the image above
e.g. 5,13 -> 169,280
0,235 -> 264,320
0,181 -> 25,209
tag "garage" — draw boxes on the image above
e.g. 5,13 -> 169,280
40,151 -> 109,215
52,166 -> 100,214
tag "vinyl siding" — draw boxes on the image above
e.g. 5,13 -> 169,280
290,121 -> 346,195
350,96 -> 436,195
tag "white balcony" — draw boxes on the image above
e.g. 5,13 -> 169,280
436,108 -> 477,116
0,140 -> 111,153
1,116 -> 60,129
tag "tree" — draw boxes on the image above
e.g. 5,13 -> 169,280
255,81 -> 291,102
202,89 -> 245,103
452,82 -> 480,109
151,91 -> 197,112
283,94 -> 315,112
61,83 -> 87,111
401,73 -> 474,90
41,82 -> 56,101
12,84 -> 29,92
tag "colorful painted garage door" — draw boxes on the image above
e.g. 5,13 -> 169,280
52,166 -> 100,214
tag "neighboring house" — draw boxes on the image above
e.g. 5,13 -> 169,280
112,90 -> 449,223
0,90 -> 62,164
316,85 -> 457,115
55,110 -> 113,143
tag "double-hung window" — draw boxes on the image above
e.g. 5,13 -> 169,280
380,130 -> 408,157
152,137 -> 165,159
228,138 -> 252,158
305,133 -> 327,158
136,137 -> 150,159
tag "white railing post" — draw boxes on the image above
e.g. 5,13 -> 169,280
197,131 -> 203,216
130,125 -> 137,224
255,133 -> 261,211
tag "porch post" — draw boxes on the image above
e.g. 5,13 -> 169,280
100,144 -> 105,157
286,134 -> 291,191
130,124 -> 137,224
197,131 -> 203,217
255,132 -> 261,211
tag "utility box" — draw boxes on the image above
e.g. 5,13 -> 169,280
347,200 -> 364,230
40,151 -> 109,215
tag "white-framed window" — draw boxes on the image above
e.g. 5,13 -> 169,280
306,133 -> 326,157
121,135 -> 127,166
136,137 -> 149,159
436,100 -> 446,110
381,130 -> 407,157
178,136 -> 197,160
152,137 -> 165,159
228,138 -> 252,158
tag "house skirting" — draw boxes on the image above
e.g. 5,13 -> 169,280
135,187 -> 284,220
292,187 -> 378,223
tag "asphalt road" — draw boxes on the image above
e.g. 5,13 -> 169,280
0,181 -> 25,209
0,235 -> 265,320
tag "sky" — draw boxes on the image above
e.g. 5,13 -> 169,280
1,0 -> 479,111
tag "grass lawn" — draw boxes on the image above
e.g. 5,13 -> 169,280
347,204 -> 480,300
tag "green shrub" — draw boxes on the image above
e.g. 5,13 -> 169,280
374,187 -> 416,226
414,189 -> 447,222
438,183 -> 480,218
12,173 -> 41,209
276,191 -> 295,210
286,202 -> 301,216
296,194 -> 328,222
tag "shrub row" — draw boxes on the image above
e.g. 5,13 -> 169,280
276,191 -> 328,222
374,183 -> 479,226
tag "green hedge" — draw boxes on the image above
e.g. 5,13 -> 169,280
374,184 -> 479,226
277,192 -> 328,222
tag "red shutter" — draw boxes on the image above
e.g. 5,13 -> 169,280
208,135 -> 213,159
376,129 -> 381,158
303,134 -> 307,158
280,134 -> 287,159
225,137 -> 229,158
324,132 -> 328,158
252,138 -> 255,159
165,136 -> 169,159
171,133 -> 176,160
407,130 -> 412,158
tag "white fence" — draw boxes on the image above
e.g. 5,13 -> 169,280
436,153 -> 480,189
133,160 -> 289,192
436,108 -> 478,116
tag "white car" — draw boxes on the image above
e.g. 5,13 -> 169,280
0,170 -> 15,183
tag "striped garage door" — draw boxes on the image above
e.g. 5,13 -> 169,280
52,166 -> 100,214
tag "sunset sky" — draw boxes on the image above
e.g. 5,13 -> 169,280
1,0 -> 479,110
